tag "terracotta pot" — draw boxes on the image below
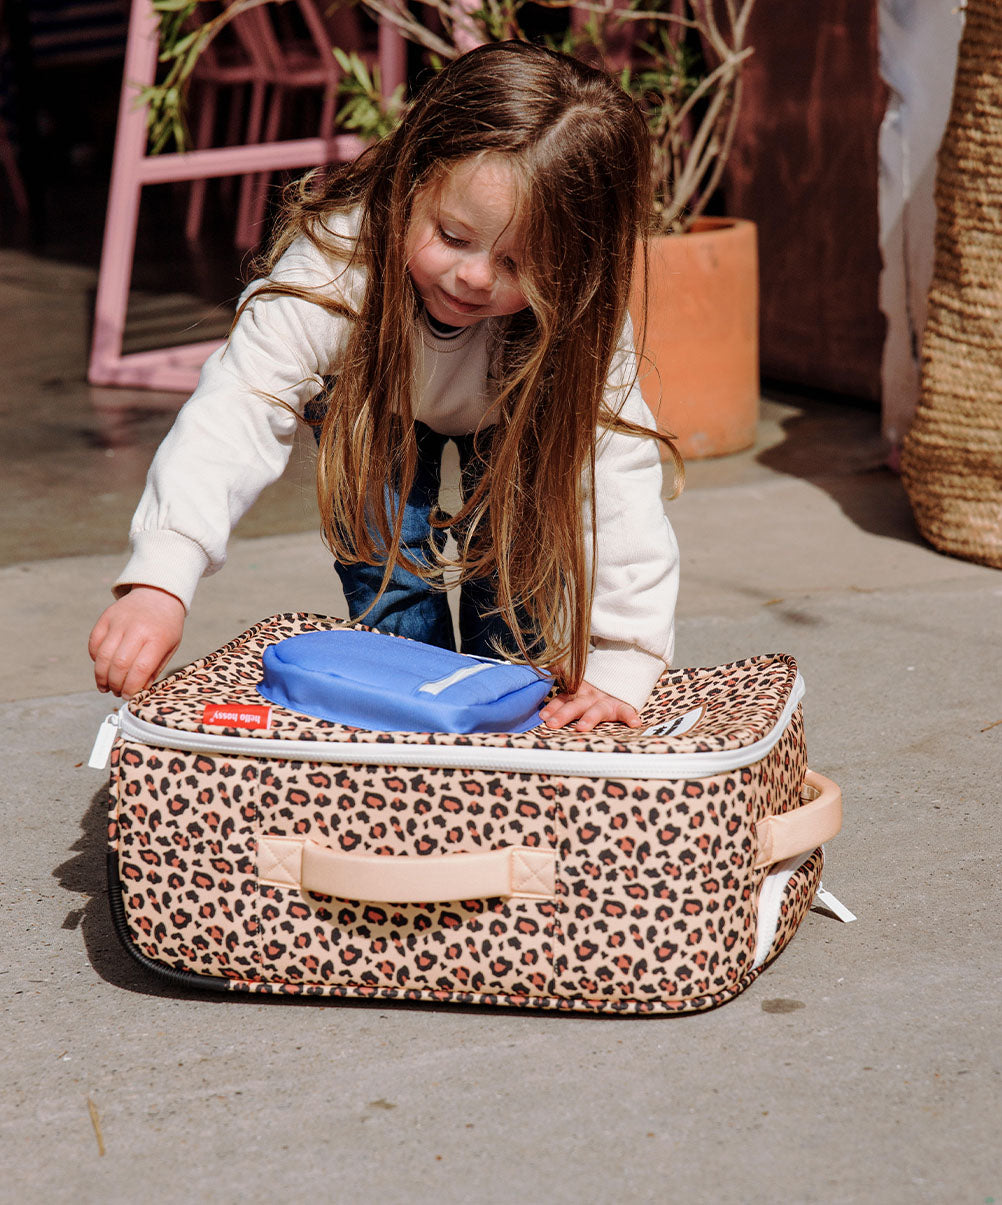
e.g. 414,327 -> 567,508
629,218 -> 760,460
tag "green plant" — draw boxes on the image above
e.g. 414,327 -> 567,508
345,0 -> 755,231
142,0 -> 755,232
140,0 -> 278,153
331,47 -> 406,139
615,7 -> 754,231
139,0 -> 209,153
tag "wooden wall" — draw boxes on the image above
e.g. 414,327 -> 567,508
723,1 -> 887,401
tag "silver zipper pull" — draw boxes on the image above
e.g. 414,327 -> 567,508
815,881 -> 857,923
88,711 -> 121,770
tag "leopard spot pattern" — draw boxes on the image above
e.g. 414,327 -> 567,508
108,614 -> 822,1014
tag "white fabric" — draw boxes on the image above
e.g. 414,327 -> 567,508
878,0 -> 964,448
115,212 -> 680,710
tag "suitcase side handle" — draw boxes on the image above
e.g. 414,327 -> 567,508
259,837 -> 557,903
753,770 -> 842,869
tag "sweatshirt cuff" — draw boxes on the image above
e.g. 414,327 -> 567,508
584,644 -> 668,712
112,530 -> 212,611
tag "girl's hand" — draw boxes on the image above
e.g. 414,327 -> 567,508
539,681 -> 642,734
89,586 -> 186,699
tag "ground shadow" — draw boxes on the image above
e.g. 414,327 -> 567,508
52,785 -> 187,998
51,784 -> 418,1009
755,387 -> 929,548
51,786 -> 735,1021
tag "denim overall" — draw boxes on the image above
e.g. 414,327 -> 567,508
308,397 -> 530,659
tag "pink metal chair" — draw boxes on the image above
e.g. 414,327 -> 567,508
185,0 -> 360,249
182,2 -> 276,244
235,0 -> 353,248
449,0 -> 484,53
88,0 -> 405,395
0,0 -> 29,220
0,116 -> 28,216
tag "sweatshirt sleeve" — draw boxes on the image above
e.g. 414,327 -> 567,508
113,231 -> 363,608
583,315 -> 681,710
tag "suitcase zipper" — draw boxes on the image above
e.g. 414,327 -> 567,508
753,859 -> 857,968
90,673 -> 805,778
752,849 -> 813,968
88,709 -> 122,769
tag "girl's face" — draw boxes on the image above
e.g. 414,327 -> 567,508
405,157 -> 529,327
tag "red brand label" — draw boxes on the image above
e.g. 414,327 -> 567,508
202,703 -> 272,730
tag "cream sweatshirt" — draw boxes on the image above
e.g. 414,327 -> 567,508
114,215 -> 680,710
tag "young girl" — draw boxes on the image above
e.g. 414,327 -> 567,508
89,39 -> 681,733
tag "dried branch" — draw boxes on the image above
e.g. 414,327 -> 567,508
357,0 -> 464,58
140,0 -> 757,234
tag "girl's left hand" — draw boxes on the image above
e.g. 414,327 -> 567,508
539,681 -> 642,733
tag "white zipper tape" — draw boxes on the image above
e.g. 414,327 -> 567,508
417,663 -> 493,696
646,703 -> 706,739
753,849 -> 812,969
753,857 -> 857,969
91,673 -> 805,779
815,882 -> 857,923
88,709 -> 121,769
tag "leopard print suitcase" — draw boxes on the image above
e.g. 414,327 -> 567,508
90,613 -> 843,1014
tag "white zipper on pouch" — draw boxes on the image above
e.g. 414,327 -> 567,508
89,673 -> 804,779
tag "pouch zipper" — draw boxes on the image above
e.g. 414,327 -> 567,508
90,674 -> 804,778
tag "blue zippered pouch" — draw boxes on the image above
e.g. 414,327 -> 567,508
257,629 -> 552,734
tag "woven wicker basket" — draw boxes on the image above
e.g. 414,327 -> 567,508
900,0 -> 1002,569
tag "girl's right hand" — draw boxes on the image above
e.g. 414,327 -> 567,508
89,586 -> 186,699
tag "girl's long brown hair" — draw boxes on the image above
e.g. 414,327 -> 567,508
256,40 -> 682,691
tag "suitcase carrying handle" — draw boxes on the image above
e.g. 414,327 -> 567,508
258,837 -> 557,903
258,771 -> 839,901
753,770 -> 842,868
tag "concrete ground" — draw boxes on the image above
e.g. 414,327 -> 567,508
2,235 -> 1001,1203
